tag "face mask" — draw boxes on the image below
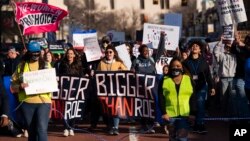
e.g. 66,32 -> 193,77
31,55 -> 39,61
171,68 -> 183,76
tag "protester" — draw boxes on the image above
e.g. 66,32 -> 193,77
3,47 -> 21,76
0,78 -> 10,134
213,36 -> 236,116
183,40 -> 215,134
131,44 -> 156,134
159,57 -> 196,141
44,51 -> 54,67
10,41 -> 52,141
231,32 -> 250,118
58,47 -> 85,137
244,34 -> 250,103
97,45 -> 127,135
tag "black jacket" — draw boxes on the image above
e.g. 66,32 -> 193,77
183,56 -> 214,92
0,78 -> 9,116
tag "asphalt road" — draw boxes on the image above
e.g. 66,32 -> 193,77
0,120 -> 229,141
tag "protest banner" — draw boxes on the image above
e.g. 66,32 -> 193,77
73,30 -> 97,49
50,71 -> 161,120
95,71 -> 158,119
29,38 -> 48,48
51,76 -> 90,119
15,2 -> 68,35
115,44 -> 132,69
84,36 -> 102,62
143,23 -> 180,51
23,68 -> 58,95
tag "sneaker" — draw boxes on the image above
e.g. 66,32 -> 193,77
16,134 -> 22,138
24,130 -> 29,138
154,122 -> 161,127
113,128 -> 119,135
63,129 -> 69,137
108,128 -> 114,135
140,128 -> 155,134
164,125 -> 169,135
69,129 -> 74,136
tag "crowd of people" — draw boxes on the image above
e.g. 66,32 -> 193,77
0,32 -> 250,141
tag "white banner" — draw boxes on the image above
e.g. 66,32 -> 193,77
84,37 -> 102,62
23,68 -> 58,95
115,44 -> 132,69
142,23 -> 180,51
73,31 -> 97,49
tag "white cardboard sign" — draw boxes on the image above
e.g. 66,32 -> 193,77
84,37 -> 102,62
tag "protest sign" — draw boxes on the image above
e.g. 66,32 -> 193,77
217,0 -> 247,26
73,30 -> 97,49
164,13 -> 182,38
223,24 -> 234,43
15,2 -> 68,35
30,38 -> 48,48
106,30 -> 125,42
84,36 -> 102,62
23,68 -> 58,95
49,43 -> 64,54
115,44 -> 132,69
143,23 -> 180,51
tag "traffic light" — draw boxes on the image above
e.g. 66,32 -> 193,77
181,0 -> 188,6
1,0 -> 10,5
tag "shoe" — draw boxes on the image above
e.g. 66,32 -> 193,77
24,130 -> 29,138
63,129 -> 69,137
198,124 -> 208,134
69,129 -> 74,136
113,128 -> 119,135
164,125 -> 169,135
154,122 -> 161,127
108,128 -> 114,135
140,128 -> 155,134
16,134 -> 22,138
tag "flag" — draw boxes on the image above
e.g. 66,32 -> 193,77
15,2 -> 68,35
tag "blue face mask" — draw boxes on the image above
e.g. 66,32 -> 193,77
171,68 -> 183,76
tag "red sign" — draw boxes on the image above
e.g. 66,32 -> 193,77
15,2 -> 68,35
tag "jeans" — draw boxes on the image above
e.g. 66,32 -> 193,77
168,118 -> 189,141
195,85 -> 208,125
21,102 -> 51,141
220,77 -> 234,116
232,78 -> 250,117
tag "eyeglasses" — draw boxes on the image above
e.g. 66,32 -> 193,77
105,51 -> 113,54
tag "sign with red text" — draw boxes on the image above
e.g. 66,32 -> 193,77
84,36 -> 102,62
15,2 -> 68,35
143,23 -> 180,51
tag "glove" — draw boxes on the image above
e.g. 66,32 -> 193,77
0,116 -> 9,127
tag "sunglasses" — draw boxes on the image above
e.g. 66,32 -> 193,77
105,51 -> 113,54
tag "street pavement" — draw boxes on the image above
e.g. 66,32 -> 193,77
0,120 -> 229,141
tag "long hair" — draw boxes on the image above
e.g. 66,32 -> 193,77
19,51 -> 46,71
105,45 -> 124,63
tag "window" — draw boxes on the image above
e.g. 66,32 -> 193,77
181,0 -> 188,6
165,0 -> 169,9
153,0 -> 159,5
160,0 -> 164,9
110,0 -> 115,9
140,14 -> 148,25
140,0 -> 145,9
